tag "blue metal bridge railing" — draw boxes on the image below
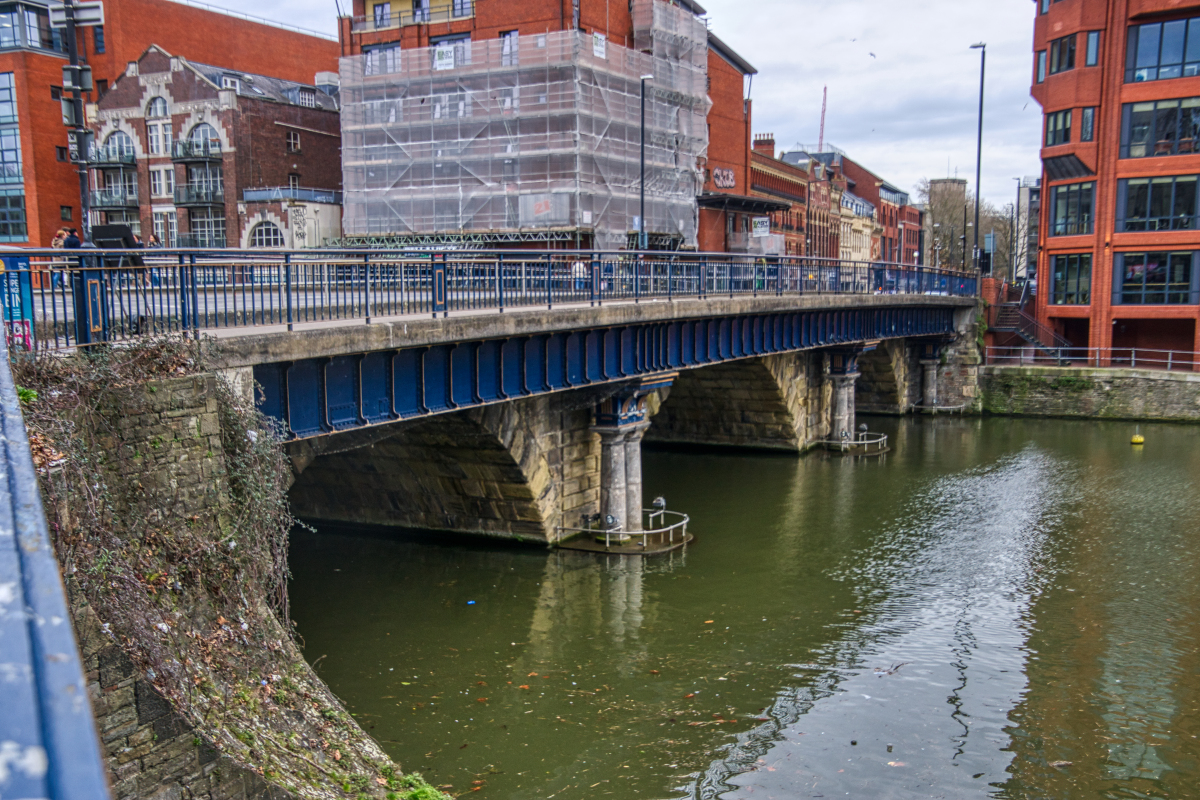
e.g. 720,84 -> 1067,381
0,249 -> 978,352
0,332 -> 111,800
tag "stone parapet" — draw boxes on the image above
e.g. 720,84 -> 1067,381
982,365 -> 1200,421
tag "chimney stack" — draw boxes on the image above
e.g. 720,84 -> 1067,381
753,133 -> 776,160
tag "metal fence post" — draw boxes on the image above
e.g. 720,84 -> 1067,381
498,253 -> 505,313
189,254 -> 199,339
285,253 -> 294,332
590,254 -> 600,307
546,254 -> 552,310
634,255 -> 641,304
699,256 -> 707,299
364,253 -> 373,324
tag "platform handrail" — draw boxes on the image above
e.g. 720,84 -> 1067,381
986,346 -> 1200,372
557,509 -> 691,551
0,330 -> 110,799
0,248 -> 978,352
812,431 -> 890,452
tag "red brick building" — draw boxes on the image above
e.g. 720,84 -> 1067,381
0,0 -> 339,246
90,46 -> 341,248
749,133 -> 807,255
1030,0 -> 1200,357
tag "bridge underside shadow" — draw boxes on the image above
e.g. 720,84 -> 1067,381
647,354 -> 833,451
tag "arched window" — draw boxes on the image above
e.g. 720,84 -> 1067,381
146,97 -> 168,118
188,122 -> 220,145
104,131 -> 135,157
249,221 -> 285,248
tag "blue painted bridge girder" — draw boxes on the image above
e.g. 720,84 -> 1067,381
254,305 -> 956,440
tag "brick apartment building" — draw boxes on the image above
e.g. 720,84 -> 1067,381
748,133 -> 807,256
90,46 -> 341,249
1031,0 -> 1200,356
337,0 -> 772,251
0,0 -> 338,246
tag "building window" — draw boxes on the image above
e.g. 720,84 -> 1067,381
60,205 -> 71,221
95,79 -> 107,97
146,97 -> 168,118
187,209 -> 226,247
297,88 -> 317,108
1049,34 -> 1076,75
147,122 -> 172,155
1036,51 -> 1047,83
452,0 -> 471,17
153,211 -> 177,247
249,221 -> 285,248
1116,251 -> 1198,304
1126,17 -> 1200,83
1081,106 -> 1096,141
55,145 -> 67,161
363,44 -> 400,76
104,130 -> 135,159
1050,182 -> 1094,236
1086,31 -> 1100,66
500,30 -> 519,66
0,188 -> 26,241
286,130 -> 300,152
222,76 -> 240,91
1120,97 -> 1200,158
50,86 -> 60,101
1040,0 -> 1050,13
0,128 -> 22,184
288,173 -> 300,190
431,33 -> 471,68
1116,176 -> 1198,231
93,25 -> 104,54
1050,253 -> 1092,304
1046,109 -> 1072,146
150,168 -> 174,197
412,0 -> 430,23
373,2 -> 390,27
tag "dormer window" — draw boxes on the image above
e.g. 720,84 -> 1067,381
298,88 -> 317,108
222,76 -> 240,91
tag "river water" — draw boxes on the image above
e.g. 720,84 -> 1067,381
289,417 -> 1200,800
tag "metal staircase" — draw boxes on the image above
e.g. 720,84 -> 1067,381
990,302 -> 1072,352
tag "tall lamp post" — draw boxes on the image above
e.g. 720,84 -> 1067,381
639,73 -> 654,251
970,42 -> 986,273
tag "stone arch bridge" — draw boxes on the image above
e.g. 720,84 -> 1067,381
215,294 -> 978,543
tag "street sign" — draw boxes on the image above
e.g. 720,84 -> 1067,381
49,1 -> 105,28
984,232 -> 996,253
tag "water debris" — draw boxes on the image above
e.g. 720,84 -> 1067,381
1049,761 -> 1073,768
874,662 -> 910,677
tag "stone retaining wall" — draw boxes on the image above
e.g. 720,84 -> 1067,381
981,365 -> 1200,421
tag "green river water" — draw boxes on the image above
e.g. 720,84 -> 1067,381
289,416 -> 1200,800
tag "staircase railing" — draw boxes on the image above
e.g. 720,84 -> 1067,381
990,303 -> 1071,350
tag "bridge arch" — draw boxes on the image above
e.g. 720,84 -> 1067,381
647,353 -> 833,452
855,341 -> 917,415
286,393 -> 603,542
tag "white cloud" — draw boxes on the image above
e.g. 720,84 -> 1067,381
189,0 -> 1041,205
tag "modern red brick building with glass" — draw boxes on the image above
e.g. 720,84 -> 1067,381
0,0 -> 338,246
1031,0 -> 1200,357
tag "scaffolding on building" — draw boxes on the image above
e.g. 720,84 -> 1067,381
338,0 -> 711,249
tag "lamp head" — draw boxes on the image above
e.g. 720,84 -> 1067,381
970,42 -> 986,50
641,74 -> 655,81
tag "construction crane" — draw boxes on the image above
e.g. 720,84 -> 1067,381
817,86 -> 827,153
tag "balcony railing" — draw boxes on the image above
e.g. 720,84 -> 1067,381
243,187 -> 343,204
90,188 -> 139,208
174,185 -> 225,206
351,1 -> 474,32
171,140 -> 222,161
176,234 -> 227,248
86,147 -> 136,167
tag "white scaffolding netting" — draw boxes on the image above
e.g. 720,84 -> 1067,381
339,0 -> 710,248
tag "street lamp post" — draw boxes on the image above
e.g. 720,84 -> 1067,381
970,42 -> 986,273
639,73 -> 654,251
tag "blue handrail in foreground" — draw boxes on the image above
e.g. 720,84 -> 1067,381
0,331 -> 111,800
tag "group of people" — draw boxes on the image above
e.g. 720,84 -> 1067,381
49,228 -> 164,249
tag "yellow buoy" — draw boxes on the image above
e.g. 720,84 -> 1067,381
1132,428 -> 1145,445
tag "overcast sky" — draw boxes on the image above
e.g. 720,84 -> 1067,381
197,0 -> 1041,207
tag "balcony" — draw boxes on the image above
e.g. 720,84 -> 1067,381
176,234 -> 227,249
351,0 -> 473,32
174,184 -> 225,206
90,188 -> 139,209
171,140 -> 222,162
243,186 -> 343,204
86,147 -> 136,168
